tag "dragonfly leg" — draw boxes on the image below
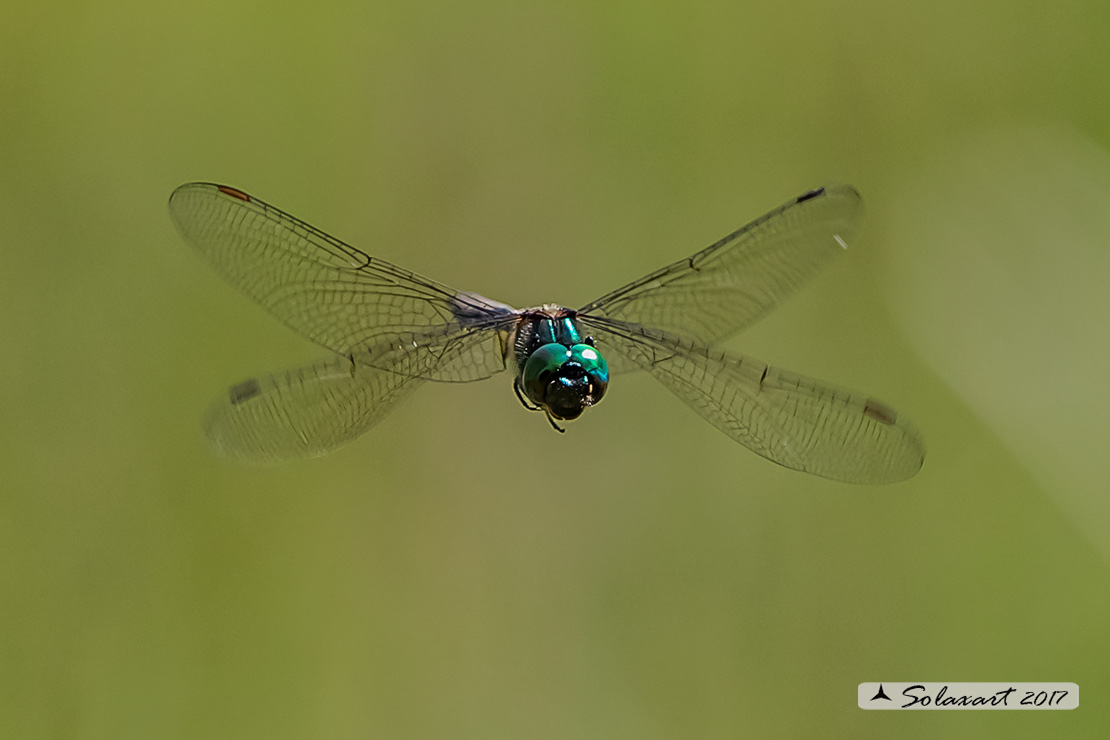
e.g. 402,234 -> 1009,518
543,410 -> 566,434
513,377 -> 541,411
514,377 -> 565,433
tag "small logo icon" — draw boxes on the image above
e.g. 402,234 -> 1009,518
870,684 -> 892,702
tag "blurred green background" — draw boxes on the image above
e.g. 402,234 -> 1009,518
3,0 -> 1109,737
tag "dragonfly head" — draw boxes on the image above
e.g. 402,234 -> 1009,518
521,342 -> 609,421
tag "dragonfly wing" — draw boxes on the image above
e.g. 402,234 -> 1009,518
578,186 -> 862,346
169,183 -> 516,364
204,357 -> 424,462
579,316 -> 924,483
204,315 -> 519,461
360,315 -> 517,383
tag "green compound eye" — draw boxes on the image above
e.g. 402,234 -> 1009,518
522,342 -> 609,421
522,344 -> 571,406
568,343 -> 609,384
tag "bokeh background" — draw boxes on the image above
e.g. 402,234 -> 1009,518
3,1 -> 1109,737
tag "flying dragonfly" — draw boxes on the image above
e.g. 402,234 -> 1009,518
169,183 -> 924,483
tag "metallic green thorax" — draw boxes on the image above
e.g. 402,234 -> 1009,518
513,309 -> 609,423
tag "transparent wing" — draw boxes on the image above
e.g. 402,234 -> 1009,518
579,316 -> 924,483
362,316 -> 516,383
204,357 -> 423,462
204,315 -> 513,461
578,185 -> 862,346
169,182 -> 517,380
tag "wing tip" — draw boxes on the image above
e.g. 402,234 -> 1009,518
797,183 -> 862,208
168,182 -> 251,206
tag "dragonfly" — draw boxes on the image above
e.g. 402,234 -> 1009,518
169,182 -> 924,483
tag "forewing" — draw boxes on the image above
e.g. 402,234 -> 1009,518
204,357 -> 424,462
579,316 -> 924,483
169,183 -> 515,362
578,186 -> 862,345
